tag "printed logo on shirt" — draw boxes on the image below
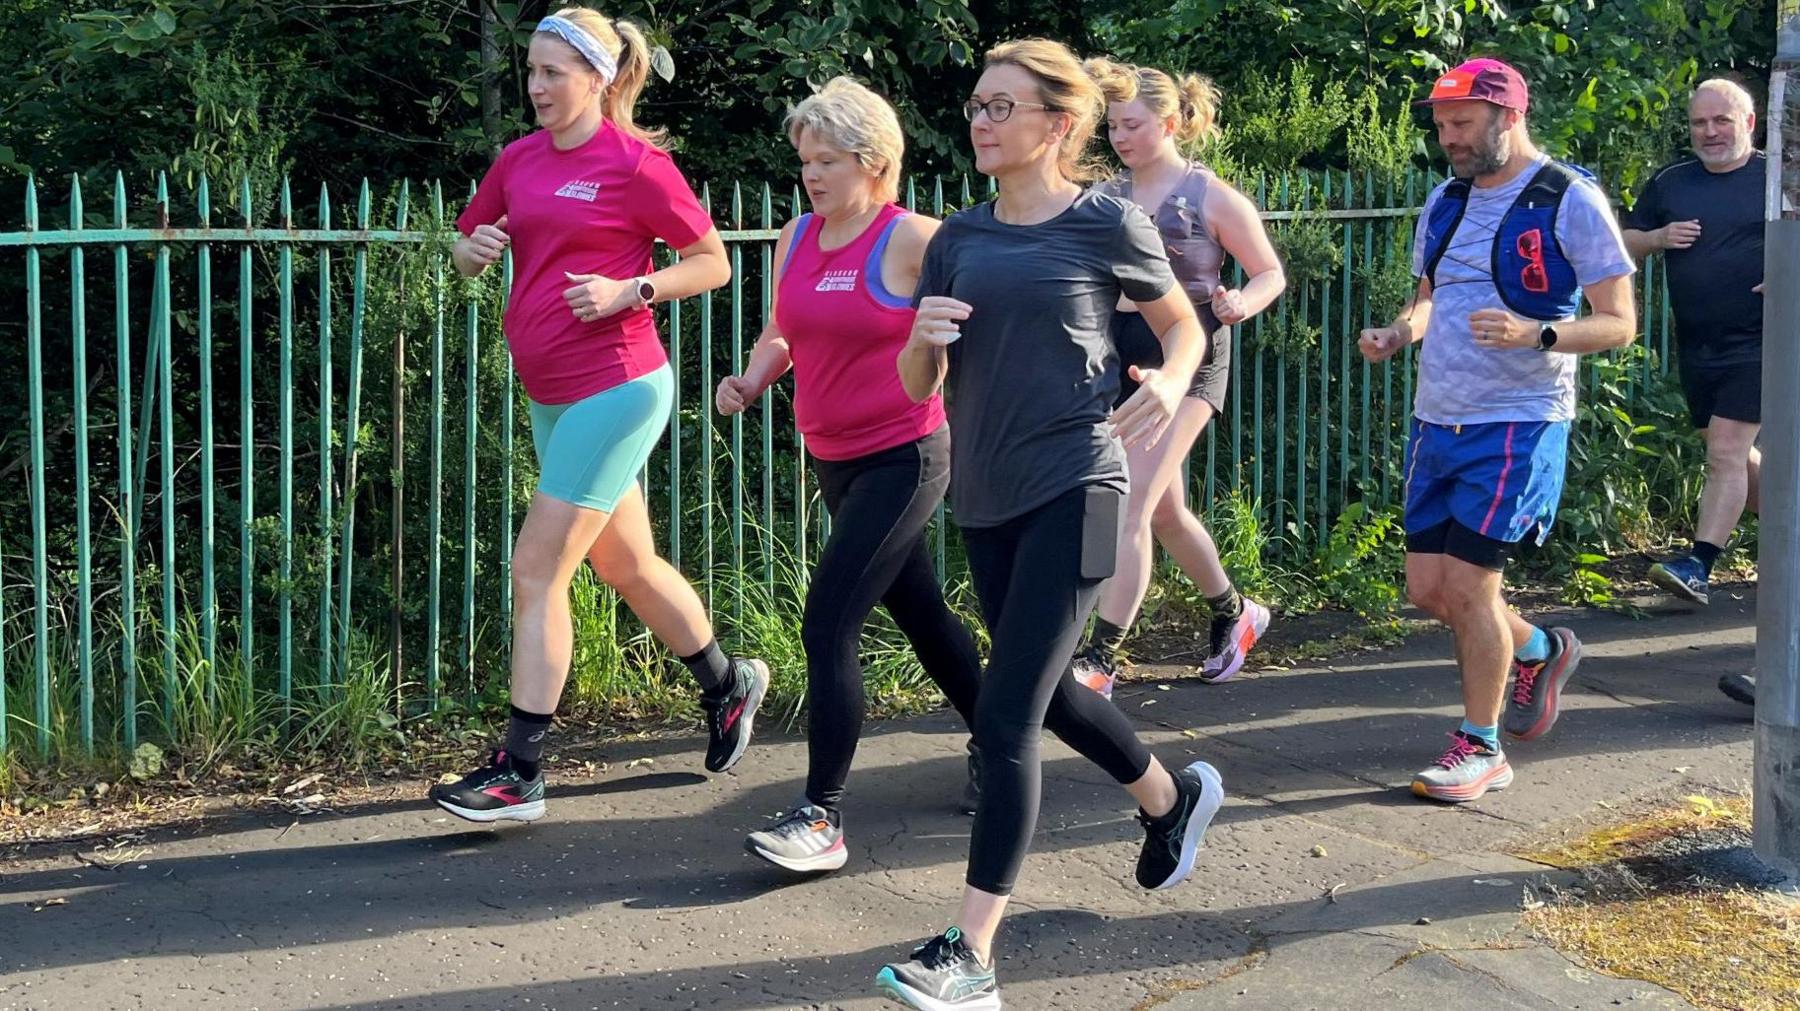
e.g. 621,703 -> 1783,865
554,179 -> 603,202
815,269 -> 859,293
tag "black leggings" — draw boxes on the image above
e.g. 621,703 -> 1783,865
804,426 -> 981,812
962,485 -> 1155,896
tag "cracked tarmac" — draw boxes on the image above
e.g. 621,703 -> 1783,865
0,590 -> 1757,1009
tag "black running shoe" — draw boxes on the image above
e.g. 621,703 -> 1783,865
429,750 -> 545,823
875,927 -> 1000,1010
1719,672 -> 1756,706
702,657 -> 768,773
959,741 -> 981,816
1136,760 -> 1224,890
745,804 -> 847,873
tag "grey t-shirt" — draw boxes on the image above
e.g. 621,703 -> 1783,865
915,189 -> 1177,527
1410,157 -> 1634,424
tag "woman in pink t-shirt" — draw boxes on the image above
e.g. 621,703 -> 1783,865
714,78 -> 981,874
430,7 -> 769,825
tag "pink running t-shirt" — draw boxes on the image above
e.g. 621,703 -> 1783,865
457,121 -> 714,404
775,204 -> 946,461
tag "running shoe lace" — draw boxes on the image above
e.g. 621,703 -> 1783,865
1511,662 -> 1543,706
1432,733 -> 1479,769
912,930 -> 967,970
771,809 -> 813,839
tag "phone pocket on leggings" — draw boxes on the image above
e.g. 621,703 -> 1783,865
1078,485 -> 1122,580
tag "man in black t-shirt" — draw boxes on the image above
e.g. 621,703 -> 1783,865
1623,78 -> 1766,614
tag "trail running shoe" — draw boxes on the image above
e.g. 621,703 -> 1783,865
1648,554 -> 1710,605
745,804 -> 848,873
875,927 -> 1000,1010
1411,732 -> 1512,803
1502,627 -> 1582,742
1718,672 -> 1756,706
429,750 -> 546,823
1199,598 -> 1272,684
702,657 -> 769,773
1136,760 -> 1225,890
959,741 -> 981,816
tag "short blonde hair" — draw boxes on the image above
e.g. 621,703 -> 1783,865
785,77 -> 905,202
1691,78 -> 1756,119
538,6 -> 666,148
985,38 -> 1107,183
1086,58 -> 1221,147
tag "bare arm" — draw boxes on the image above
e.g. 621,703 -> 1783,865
1468,272 -> 1637,355
1205,183 -> 1286,323
1550,273 -> 1638,354
718,220 -> 802,416
881,213 -> 943,301
1110,286 -> 1205,449
653,228 -> 732,300
1358,277 -> 1433,362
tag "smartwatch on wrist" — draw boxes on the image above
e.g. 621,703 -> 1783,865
1536,324 -> 1559,352
632,276 -> 657,309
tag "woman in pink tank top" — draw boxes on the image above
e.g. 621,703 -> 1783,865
715,78 -> 982,874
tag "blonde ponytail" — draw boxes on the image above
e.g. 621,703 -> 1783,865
542,6 -> 667,149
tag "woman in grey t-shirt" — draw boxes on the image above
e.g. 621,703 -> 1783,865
877,37 -> 1228,1011
1073,60 -> 1287,694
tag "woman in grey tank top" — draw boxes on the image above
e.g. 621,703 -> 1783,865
1071,59 -> 1288,693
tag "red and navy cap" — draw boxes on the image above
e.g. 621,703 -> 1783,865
1416,58 -> 1530,113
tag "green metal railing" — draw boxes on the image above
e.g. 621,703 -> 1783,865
0,167 -> 1678,759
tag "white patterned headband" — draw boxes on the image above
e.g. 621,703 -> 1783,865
537,15 -> 618,85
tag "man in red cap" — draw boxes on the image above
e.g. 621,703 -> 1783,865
1358,58 -> 1638,802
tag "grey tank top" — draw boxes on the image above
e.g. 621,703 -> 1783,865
1098,162 -> 1226,307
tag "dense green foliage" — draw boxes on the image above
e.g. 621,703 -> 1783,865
0,1 -> 1777,777
0,1 -> 1777,195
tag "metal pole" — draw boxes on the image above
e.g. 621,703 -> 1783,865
1753,3 -> 1800,883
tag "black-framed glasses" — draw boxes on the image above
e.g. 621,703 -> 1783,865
962,98 -> 1053,123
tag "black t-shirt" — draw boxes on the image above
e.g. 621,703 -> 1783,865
914,189 -> 1176,527
1623,152 -> 1766,367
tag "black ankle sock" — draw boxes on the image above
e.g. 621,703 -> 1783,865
503,704 -> 553,778
681,640 -> 734,697
1089,618 -> 1130,658
1207,586 -> 1244,620
1692,540 -> 1723,576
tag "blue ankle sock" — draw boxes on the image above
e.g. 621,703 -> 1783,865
1458,720 -> 1499,750
1515,626 -> 1549,664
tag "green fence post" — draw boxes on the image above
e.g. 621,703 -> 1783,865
70,174 -> 95,752
729,182 -> 745,616
24,174 -> 51,754
389,181 -> 411,710
760,182 -> 775,590
700,181 -> 715,607
237,174 -> 253,721
668,259 -> 683,571
501,216 -> 515,654
278,177 -> 296,725
318,183 -> 336,695
116,172 -> 138,749
154,173 -> 177,727
336,180 -> 371,683
197,174 -> 217,702
462,181 -> 480,701
427,182 -> 446,710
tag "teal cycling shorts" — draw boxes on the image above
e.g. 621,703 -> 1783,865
527,364 -> 673,513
